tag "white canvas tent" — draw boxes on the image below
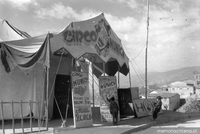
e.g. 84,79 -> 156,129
0,19 -> 31,42
0,13 -> 130,120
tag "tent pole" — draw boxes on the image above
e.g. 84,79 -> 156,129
129,69 -> 132,89
45,33 -> 50,130
92,63 -> 95,107
118,65 -> 120,89
45,66 -> 49,130
103,62 -> 105,77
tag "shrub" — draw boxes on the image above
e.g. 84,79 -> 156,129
177,95 -> 200,113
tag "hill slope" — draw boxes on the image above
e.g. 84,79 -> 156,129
120,66 -> 200,87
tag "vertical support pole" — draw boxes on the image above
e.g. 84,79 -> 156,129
118,65 -> 120,89
129,70 -> 132,89
29,100 -> 33,132
75,58 -> 77,71
92,63 -> 95,107
37,101 -> 41,132
145,0 -> 150,99
11,100 -> 15,134
46,66 -> 49,130
103,62 -> 105,77
20,100 -> 24,134
1,101 -> 5,134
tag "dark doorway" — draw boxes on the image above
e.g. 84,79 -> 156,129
118,88 -> 135,118
53,75 -> 73,119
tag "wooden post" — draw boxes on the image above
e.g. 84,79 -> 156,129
145,0 -> 150,99
37,101 -> 41,132
1,101 -> 5,134
46,32 -> 50,130
29,100 -> 33,132
20,100 -> 24,134
11,100 -> 15,134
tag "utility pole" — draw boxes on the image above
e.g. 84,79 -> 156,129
145,0 -> 150,99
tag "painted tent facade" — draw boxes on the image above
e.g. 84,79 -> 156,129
50,13 -> 129,77
0,13 -> 130,120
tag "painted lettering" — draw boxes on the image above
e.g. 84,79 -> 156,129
73,77 -> 88,87
133,99 -> 156,117
100,81 -> 116,89
63,30 -> 97,45
74,100 -> 84,105
75,113 -> 92,122
109,39 -> 125,58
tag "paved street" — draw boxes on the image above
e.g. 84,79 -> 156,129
134,118 -> 200,134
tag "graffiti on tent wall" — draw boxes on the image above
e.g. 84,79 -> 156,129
133,99 -> 159,117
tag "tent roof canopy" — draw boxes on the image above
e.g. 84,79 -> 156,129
51,13 -> 129,76
0,13 -> 129,76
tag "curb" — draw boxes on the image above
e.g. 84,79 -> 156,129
127,112 -> 200,133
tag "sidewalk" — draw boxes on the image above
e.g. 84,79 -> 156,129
1,110 -> 200,134
45,110 -> 200,134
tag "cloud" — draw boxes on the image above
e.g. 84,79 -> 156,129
106,0 -> 142,10
1,0 -> 39,11
104,13 -> 138,33
35,2 -> 100,20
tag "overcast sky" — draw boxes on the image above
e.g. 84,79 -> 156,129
0,0 -> 200,74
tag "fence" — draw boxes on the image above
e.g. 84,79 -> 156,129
0,100 -> 48,134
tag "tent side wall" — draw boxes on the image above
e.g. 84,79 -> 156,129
0,57 -> 45,119
169,94 -> 180,111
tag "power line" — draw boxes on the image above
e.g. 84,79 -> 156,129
130,45 -> 146,62
122,44 -> 147,86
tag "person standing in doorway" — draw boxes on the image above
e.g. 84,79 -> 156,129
108,97 -> 119,125
153,96 -> 162,121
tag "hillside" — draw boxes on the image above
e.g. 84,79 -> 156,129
120,66 -> 200,87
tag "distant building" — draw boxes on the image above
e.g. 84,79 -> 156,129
195,85 -> 200,100
184,79 -> 196,86
160,85 -> 169,91
168,81 -> 194,98
148,89 -> 169,98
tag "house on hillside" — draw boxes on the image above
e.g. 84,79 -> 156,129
184,79 -> 196,86
160,85 -> 169,91
168,81 -> 194,98
148,89 -> 169,98
195,85 -> 200,100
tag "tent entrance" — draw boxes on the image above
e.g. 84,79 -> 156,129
53,74 -> 73,119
